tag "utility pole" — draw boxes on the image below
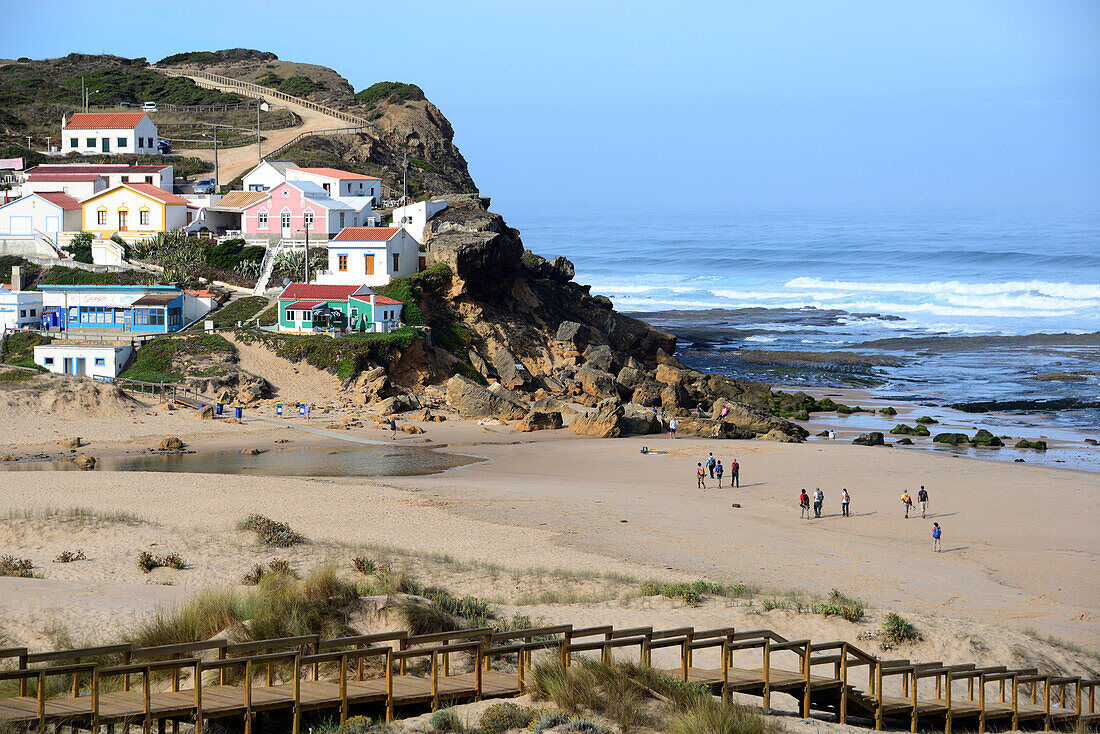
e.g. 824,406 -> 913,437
303,220 -> 311,283
81,76 -> 86,112
402,149 -> 407,205
256,103 -> 261,162
213,125 -> 219,191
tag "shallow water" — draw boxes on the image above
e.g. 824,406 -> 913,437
0,445 -> 482,477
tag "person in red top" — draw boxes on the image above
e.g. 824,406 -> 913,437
799,489 -> 811,519
730,459 -> 740,487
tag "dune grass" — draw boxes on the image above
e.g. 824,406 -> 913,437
4,506 -> 148,526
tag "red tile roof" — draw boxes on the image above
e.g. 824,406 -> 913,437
35,192 -> 83,210
331,227 -> 402,242
373,295 -> 402,306
63,112 -> 148,129
27,164 -> 169,174
289,167 -> 380,181
27,174 -> 105,183
278,283 -> 368,301
122,183 -> 191,205
286,300 -> 323,310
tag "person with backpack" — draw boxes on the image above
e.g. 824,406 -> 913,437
696,462 -> 706,489
841,488 -> 850,517
715,460 -> 724,487
706,453 -> 716,479
917,486 -> 929,518
730,459 -> 740,488
932,522 -> 942,552
799,489 -> 811,519
813,487 -> 824,518
902,490 -> 914,519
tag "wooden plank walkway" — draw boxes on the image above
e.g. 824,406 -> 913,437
1,626 -> 1096,732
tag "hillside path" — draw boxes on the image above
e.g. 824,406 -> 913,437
164,71 -> 356,185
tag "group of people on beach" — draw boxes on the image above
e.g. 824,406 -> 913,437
798,484 -> 942,551
695,452 -> 739,488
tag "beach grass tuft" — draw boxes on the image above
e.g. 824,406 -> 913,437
5,506 -> 148,526
669,696 -> 780,734
818,589 -> 866,622
238,514 -> 306,547
880,612 -> 921,646
0,555 -> 36,578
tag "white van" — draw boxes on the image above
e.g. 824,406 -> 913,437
142,102 -> 158,112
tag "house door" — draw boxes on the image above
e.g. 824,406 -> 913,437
10,216 -> 31,234
101,138 -> 110,153
76,358 -> 86,377
118,210 -> 128,231
45,216 -> 60,234
64,358 -> 73,375
281,212 -> 291,238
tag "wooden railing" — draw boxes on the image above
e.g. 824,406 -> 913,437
1,625 -> 1096,733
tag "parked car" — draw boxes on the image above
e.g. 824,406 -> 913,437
156,139 -> 172,154
119,101 -> 133,108
142,102 -> 158,112
193,178 -> 216,194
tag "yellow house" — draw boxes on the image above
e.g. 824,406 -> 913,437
81,183 -> 195,241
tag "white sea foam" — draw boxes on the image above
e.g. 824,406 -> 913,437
744,335 -> 779,343
785,277 -> 1100,301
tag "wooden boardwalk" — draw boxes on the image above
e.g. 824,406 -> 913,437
1,625 -> 1096,732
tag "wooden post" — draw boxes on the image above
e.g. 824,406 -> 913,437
978,675 -> 986,733
1044,677 -> 1051,731
385,650 -> 394,723
874,662 -> 883,731
73,666 -> 81,699
1012,674 -> 1019,730
1075,679 -> 1081,721
430,650 -> 439,712
839,644 -> 848,725
910,671 -> 918,733
219,648 -> 226,687
802,644 -> 811,719
143,667 -> 152,734
194,659 -> 203,734
518,644 -> 526,693
356,644 -> 364,682
339,654 -> 348,725
244,659 -> 253,734
945,672 -> 953,734
292,655 -> 301,734
92,669 -> 101,734
124,651 -> 132,692
475,647 -> 483,701
18,652 -> 28,697
721,644 -> 730,704
560,639 -> 568,670
763,640 -> 772,711
37,670 -> 45,734
399,639 -> 408,675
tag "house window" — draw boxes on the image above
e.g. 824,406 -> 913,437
145,176 -> 153,184
339,212 -> 345,227
70,138 -> 78,148
140,209 -> 150,225
97,208 -> 107,226
137,138 -> 144,148
285,310 -> 295,321
281,212 -> 291,229
19,310 -> 26,318
44,357 -> 54,365
117,137 -> 127,148
392,253 -> 399,272
122,176 -> 130,183
30,309 -> 36,317
118,209 -> 128,230
364,254 -> 374,275
167,308 -> 181,327
351,308 -> 358,318
302,311 -> 312,322
86,138 -> 95,147
304,212 -> 314,228
338,254 -> 347,272
95,358 -> 105,366
258,211 -> 269,228
147,137 -> 154,148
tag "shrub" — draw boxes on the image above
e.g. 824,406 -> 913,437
478,702 -> 534,733
208,295 -> 268,328
562,718 -> 612,733
242,559 -> 298,585
531,712 -> 570,733
53,549 -> 86,563
429,707 -> 463,732
136,551 -> 186,573
352,556 -> 377,576
395,598 -> 458,635
818,589 -> 865,622
0,555 -> 35,578
355,81 -> 425,107
880,612 -> 921,645
761,599 -> 788,611
529,659 -> 682,731
669,696 -> 778,734
238,514 -> 305,547
637,579 -> 740,606
64,232 -> 93,263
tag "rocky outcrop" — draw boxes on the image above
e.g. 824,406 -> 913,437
158,437 -> 185,451
667,417 -> 757,440
853,432 -> 887,446
516,411 -> 563,432
445,375 -> 527,420
568,399 -> 624,438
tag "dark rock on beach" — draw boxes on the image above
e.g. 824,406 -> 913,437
852,432 -> 886,446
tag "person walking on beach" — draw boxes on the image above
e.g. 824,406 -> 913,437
696,462 -> 706,489
706,452 -> 716,479
799,489 -> 811,519
731,459 -> 740,488
813,487 -> 824,518
932,522 -> 942,552
902,490 -> 914,519
389,418 -> 397,440
669,418 -> 677,439
841,488 -> 850,517
917,486 -> 929,518
696,402 -> 704,418
715,460 -> 724,487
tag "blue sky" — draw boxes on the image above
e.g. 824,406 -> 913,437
4,1 -> 1098,212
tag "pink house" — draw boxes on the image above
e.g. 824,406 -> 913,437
239,181 -> 355,241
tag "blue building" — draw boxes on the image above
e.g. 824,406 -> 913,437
38,285 -> 211,334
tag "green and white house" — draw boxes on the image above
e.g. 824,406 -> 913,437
277,283 -> 404,333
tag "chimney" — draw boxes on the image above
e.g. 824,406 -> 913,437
11,266 -> 21,292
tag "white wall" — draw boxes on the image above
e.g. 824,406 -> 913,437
316,229 -> 420,287
23,177 -> 107,200
243,162 -> 288,192
0,290 -> 44,331
62,118 -> 160,156
180,292 -> 213,323
391,200 -> 447,244
33,345 -> 132,379
0,196 -> 77,238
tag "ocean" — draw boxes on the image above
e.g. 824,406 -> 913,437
504,202 -> 1100,447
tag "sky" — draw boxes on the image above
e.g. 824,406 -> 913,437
3,0 -> 1098,213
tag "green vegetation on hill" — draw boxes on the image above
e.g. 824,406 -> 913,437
0,332 -> 52,370
255,72 -> 327,98
234,328 -> 421,381
157,49 -> 278,66
37,266 -> 155,287
354,82 -> 425,108
119,334 -> 234,383
207,297 -> 269,328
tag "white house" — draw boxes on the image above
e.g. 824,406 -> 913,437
22,173 -> 108,200
61,112 -> 160,156
33,344 -> 132,379
0,192 -> 83,243
242,160 -> 295,192
287,167 -> 382,202
24,164 -> 174,192
315,227 -> 420,287
0,268 -> 44,332
390,199 -> 447,244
